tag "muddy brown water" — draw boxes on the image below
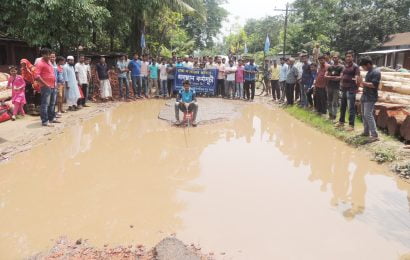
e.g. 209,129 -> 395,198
0,100 -> 409,260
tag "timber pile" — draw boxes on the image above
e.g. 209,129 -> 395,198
0,73 -> 11,101
91,66 -> 136,99
108,70 -> 120,98
358,70 -> 410,142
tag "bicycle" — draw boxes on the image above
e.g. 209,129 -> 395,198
255,71 -> 267,96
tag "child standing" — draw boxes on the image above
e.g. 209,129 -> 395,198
7,65 -> 26,120
56,56 -> 66,116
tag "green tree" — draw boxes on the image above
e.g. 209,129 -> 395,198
125,0 -> 206,54
224,28 -> 248,55
289,0 -> 410,54
0,0 -> 109,54
243,16 -> 283,53
182,0 -> 228,49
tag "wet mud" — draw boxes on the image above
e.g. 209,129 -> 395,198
0,100 -> 409,259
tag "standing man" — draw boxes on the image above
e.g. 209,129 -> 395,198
148,58 -> 159,97
225,60 -> 237,99
325,53 -> 344,120
324,52 -> 333,65
294,55 -> 304,102
159,58 -> 168,98
359,57 -> 380,142
176,57 -> 184,68
35,48 -> 57,127
300,55 -> 312,107
313,55 -> 329,114
216,57 -> 225,97
235,59 -> 245,99
279,58 -> 288,103
244,58 -> 258,101
140,54 -> 149,98
50,52 -> 60,121
306,63 -> 317,108
205,57 -> 217,69
95,57 -> 112,101
128,53 -> 142,99
64,56 -> 81,110
116,55 -> 130,100
263,59 -> 271,96
270,60 -> 280,101
167,59 -> 175,97
75,55 -> 91,107
336,50 -> 361,131
285,58 -> 298,105
85,57 -> 94,101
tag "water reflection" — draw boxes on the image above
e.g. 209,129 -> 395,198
0,101 -> 408,259
0,101 -> 221,259
216,104 -> 410,247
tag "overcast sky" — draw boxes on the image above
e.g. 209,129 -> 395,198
220,0 -> 292,35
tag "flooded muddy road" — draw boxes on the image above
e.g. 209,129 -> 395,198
0,100 -> 409,259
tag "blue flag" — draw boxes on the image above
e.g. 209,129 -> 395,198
264,35 -> 270,53
141,33 -> 146,49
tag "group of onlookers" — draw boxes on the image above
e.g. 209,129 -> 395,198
113,53 -> 260,102
5,47 -> 381,141
7,48 -> 93,126
269,48 -> 380,142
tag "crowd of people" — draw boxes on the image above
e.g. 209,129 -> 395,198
262,49 -> 381,143
4,46 -> 381,141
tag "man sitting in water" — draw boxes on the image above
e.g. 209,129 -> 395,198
175,80 -> 198,126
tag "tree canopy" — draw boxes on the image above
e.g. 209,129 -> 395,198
221,0 -> 410,57
0,0 -> 228,56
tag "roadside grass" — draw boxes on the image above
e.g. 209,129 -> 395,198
284,105 -> 401,164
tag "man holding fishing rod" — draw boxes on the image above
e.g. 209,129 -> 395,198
175,80 -> 198,126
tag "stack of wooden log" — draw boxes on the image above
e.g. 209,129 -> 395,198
359,71 -> 410,142
0,73 -> 11,101
91,67 -> 138,99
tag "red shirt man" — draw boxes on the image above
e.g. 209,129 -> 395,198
315,60 -> 330,88
35,57 -> 56,88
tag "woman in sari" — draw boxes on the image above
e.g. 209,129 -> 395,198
20,59 -> 41,112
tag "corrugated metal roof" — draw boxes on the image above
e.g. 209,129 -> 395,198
382,32 -> 410,47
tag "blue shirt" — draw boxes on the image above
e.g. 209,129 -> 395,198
279,64 -> 288,82
176,62 -> 184,68
56,66 -> 64,84
128,59 -> 141,77
301,63 -> 312,85
52,63 -> 58,86
361,68 -> 380,102
308,72 -> 317,87
177,89 -> 196,103
149,64 -> 159,79
117,60 -> 129,78
244,64 -> 258,81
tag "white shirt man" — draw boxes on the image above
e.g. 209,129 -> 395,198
226,64 -> 237,81
141,60 -> 149,77
205,62 -> 217,70
75,62 -> 90,85
159,63 -> 168,81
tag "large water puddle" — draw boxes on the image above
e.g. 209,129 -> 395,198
0,101 -> 409,259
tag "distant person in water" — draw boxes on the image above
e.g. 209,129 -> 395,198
175,80 -> 198,126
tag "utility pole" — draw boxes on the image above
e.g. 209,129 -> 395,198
274,3 -> 297,58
